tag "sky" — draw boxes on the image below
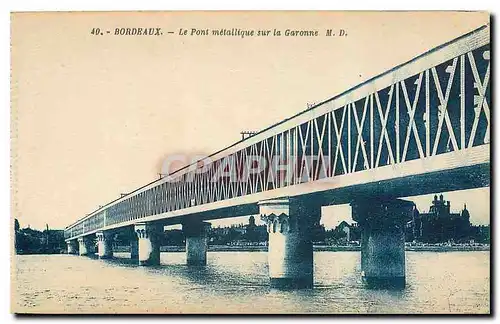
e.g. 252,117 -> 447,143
11,12 -> 490,230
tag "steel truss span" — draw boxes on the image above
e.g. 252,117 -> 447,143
65,25 -> 490,240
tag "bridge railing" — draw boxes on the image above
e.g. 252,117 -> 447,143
65,25 -> 490,240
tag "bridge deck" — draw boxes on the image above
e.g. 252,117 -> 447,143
65,25 -> 490,241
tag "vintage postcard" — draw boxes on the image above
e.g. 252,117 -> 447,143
11,11 -> 490,314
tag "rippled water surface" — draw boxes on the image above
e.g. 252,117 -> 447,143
14,251 -> 490,314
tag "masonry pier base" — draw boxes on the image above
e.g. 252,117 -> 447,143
135,222 -> 161,266
351,198 -> 416,289
77,236 -> 94,256
260,198 -> 321,289
183,220 -> 211,266
130,234 -> 139,260
96,231 -> 114,259
66,240 -> 78,255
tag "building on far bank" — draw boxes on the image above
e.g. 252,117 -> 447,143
324,221 -> 360,245
406,194 -> 472,243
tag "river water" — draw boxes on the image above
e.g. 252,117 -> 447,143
14,251 -> 490,314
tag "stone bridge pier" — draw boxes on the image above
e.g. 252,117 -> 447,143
135,222 -> 162,266
259,198 -> 321,289
77,236 -> 94,256
128,227 -> 139,260
182,220 -> 211,266
66,239 -> 78,254
96,231 -> 114,259
351,198 -> 416,289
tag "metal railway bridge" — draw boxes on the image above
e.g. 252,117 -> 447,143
65,25 -> 490,289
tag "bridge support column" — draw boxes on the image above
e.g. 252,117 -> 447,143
130,235 -> 139,260
135,222 -> 161,266
96,231 -> 114,259
183,221 -> 211,266
260,198 -> 321,289
351,198 -> 416,289
77,236 -> 93,256
66,240 -> 78,254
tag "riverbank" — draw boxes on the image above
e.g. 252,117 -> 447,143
151,244 -> 490,253
404,244 -> 490,252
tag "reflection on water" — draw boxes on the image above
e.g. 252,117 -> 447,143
14,251 -> 490,314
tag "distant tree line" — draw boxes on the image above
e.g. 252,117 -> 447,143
14,219 -> 66,254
